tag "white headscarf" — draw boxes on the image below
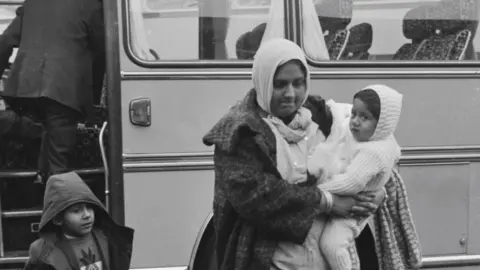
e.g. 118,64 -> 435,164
252,38 -> 311,114
361,84 -> 403,141
251,39 -> 318,183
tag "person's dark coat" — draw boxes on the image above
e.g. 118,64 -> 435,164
202,89 -> 344,270
0,0 -> 105,119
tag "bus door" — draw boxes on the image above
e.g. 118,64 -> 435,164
0,0 -> 109,267
117,0 -> 282,268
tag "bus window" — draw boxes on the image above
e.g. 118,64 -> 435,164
303,0 -> 479,61
126,0 -> 276,62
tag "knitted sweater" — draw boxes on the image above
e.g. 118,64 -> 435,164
313,84 -> 403,195
317,138 -> 400,195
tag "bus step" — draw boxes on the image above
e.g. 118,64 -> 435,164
2,210 -> 42,218
1,215 -> 40,254
0,167 -> 104,179
0,171 -> 106,211
0,251 -> 28,269
0,124 -> 107,171
0,250 -> 28,264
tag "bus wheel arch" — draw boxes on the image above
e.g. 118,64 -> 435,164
190,213 -> 216,270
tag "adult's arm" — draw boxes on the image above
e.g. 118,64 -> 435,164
92,53 -> 106,105
87,1 -> 106,105
0,6 -> 23,77
87,0 -> 105,58
214,136 -> 325,244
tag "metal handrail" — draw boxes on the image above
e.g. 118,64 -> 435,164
99,121 -> 110,211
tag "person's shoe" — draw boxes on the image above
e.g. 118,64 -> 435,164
33,172 -> 46,185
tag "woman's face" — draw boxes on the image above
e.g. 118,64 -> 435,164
270,61 -> 307,120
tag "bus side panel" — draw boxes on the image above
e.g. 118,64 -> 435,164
120,79 -> 251,154
120,77 -> 480,268
124,170 -> 214,267
399,163 -> 469,255
120,78 -> 480,154
120,80 -> 249,268
308,77 -> 480,147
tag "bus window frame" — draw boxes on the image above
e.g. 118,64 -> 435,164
121,0 -> 289,68
0,0 -> 22,6
296,0 -> 480,68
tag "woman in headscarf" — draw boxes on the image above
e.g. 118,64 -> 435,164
203,38 -> 386,270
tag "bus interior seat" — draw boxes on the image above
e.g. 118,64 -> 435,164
235,0 -> 373,61
316,0 -> 373,60
393,0 -> 478,60
317,0 -> 352,60
341,23 -> 373,60
235,23 -> 266,60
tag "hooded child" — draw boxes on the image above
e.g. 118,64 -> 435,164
24,172 -> 134,270
307,84 -> 403,270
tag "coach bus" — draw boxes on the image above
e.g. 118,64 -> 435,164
0,0 -> 479,269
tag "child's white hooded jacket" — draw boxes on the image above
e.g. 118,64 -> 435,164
309,84 -> 403,195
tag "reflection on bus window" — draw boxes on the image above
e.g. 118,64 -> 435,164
128,0 -> 277,61
0,6 -> 16,31
130,0 -> 158,60
0,5 -> 20,64
303,0 -> 479,61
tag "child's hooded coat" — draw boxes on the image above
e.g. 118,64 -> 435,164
308,84 -> 403,194
25,172 -> 134,270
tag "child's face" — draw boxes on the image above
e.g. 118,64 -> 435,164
58,203 -> 95,237
349,98 -> 378,142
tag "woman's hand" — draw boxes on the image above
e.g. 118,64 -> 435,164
329,194 -> 357,217
351,189 -> 387,218
330,189 -> 386,218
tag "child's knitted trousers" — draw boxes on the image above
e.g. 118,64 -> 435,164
320,216 -> 369,270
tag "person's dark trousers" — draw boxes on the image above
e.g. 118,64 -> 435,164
0,109 -> 44,138
37,98 -> 80,181
3,96 -> 80,181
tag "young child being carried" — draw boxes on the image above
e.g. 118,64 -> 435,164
24,172 -> 134,270
307,84 -> 403,270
